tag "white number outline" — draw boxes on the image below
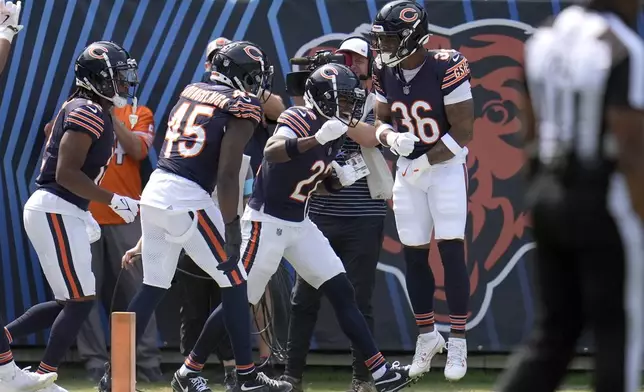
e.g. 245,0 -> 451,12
391,100 -> 441,144
164,103 -> 215,158
289,160 -> 332,202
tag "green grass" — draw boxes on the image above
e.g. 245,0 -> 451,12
51,367 -> 599,392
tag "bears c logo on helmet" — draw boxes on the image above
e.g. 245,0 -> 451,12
87,44 -> 109,60
399,8 -> 419,23
243,45 -> 264,62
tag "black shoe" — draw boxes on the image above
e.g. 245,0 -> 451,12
278,375 -> 302,392
223,367 -> 237,392
171,370 -> 212,392
97,362 -> 111,392
374,362 -> 414,392
234,371 -> 292,392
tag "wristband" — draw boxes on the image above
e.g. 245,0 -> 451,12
285,138 -> 301,159
375,123 -> 394,145
441,133 -> 463,155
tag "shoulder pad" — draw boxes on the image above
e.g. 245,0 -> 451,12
65,102 -> 106,140
277,106 -> 318,138
430,50 -> 471,92
225,90 -> 263,126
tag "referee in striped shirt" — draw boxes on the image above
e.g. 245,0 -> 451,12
282,37 -> 388,392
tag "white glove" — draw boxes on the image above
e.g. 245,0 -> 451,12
401,154 -> 431,186
331,161 -> 358,187
84,212 -> 101,244
110,194 -> 139,224
0,1 -> 23,43
387,132 -> 419,157
315,119 -> 348,145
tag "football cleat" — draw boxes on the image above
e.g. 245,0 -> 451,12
171,370 -> 212,392
374,362 -> 415,392
234,371 -> 292,392
409,330 -> 445,378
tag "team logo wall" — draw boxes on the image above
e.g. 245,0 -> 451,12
294,20 -> 537,333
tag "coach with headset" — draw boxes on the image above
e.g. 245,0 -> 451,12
281,36 -> 389,392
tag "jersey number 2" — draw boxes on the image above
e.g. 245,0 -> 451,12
290,161 -> 332,202
391,101 -> 441,144
164,103 -> 214,158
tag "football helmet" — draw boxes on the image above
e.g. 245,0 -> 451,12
208,40 -> 274,102
75,41 -> 138,108
304,63 -> 367,127
371,0 -> 430,67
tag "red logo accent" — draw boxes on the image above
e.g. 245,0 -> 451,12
243,45 -> 264,62
87,44 -> 109,60
319,65 -> 339,80
399,8 -> 419,23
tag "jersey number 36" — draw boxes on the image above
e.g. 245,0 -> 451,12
391,101 -> 441,144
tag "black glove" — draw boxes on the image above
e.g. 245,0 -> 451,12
218,216 -> 242,272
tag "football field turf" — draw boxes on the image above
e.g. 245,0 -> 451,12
50,366 -> 606,392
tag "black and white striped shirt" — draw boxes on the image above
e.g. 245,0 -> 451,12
308,108 -> 388,217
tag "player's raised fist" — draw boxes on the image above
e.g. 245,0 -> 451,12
388,132 -> 419,157
0,1 -> 23,43
315,119 -> 348,145
109,194 -> 139,223
331,161 -> 358,187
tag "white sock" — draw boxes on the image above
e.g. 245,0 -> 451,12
372,366 -> 387,380
179,364 -> 198,377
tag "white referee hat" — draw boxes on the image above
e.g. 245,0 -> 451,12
337,36 -> 370,58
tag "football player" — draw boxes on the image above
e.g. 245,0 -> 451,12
4,41 -> 139,392
171,63 -> 416,392
101,41 -> 292,392
371,0 -> 475,381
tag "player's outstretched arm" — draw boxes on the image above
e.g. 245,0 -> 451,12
217,117 -> 255,224
57,131 -> 114,204
347,121 -> 380,147
264,134 -> 320,163
426,99 -> 474,164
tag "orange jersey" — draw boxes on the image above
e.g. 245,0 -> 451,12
89,105 -> 155,225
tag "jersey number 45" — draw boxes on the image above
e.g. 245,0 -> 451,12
164,102 -> 215,158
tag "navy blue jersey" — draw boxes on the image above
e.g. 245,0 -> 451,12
36,98 -> 114,210
249,106 -> 344,222
373,50 -> 471,159
157,83 -> 263,193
